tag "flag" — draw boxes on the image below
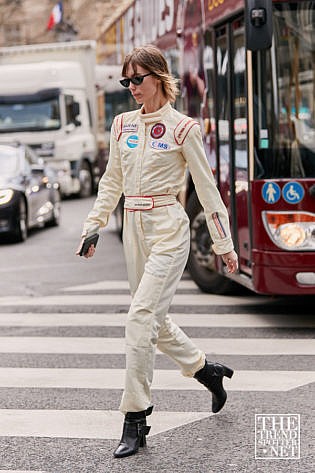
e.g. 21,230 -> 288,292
47,2 -> 63,30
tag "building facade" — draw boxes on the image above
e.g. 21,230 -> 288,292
0,0 -> 133,62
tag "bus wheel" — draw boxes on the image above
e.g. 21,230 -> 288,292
186,190 -> 238,295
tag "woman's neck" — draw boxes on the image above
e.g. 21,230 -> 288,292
142,97 -> 168,114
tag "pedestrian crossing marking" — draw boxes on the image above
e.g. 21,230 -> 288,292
0,278 -> 313,453
0,410 -> 211,439
0,312 -> 313,327
0,293 -> 268,307
0,368 -> 313,391
62,279 -> 199,291
0,337 -> 313,355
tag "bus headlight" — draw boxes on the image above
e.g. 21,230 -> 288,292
0,189 -> 14,205
262,211 -> 315,250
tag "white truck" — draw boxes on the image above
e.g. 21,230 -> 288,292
0,40 -> 106,197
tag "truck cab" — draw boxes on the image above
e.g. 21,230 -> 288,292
0,41 -> 101,198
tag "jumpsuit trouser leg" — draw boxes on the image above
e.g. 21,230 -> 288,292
119,204 -> 205,414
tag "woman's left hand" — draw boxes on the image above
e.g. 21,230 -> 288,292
221,250 -> 238,274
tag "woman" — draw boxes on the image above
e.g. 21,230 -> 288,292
76,44 -> 238,459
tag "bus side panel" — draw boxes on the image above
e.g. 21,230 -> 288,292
250,180 -> 315,295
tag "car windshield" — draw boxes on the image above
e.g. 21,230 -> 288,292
0,146 -> 19,176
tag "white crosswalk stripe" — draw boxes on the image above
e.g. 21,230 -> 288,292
0,279 -> 313,442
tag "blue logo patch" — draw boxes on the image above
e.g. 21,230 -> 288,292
126,135 -> 139,148
282,182 -> 304,204
262,182 -> 281,204
150,140 -> 170,150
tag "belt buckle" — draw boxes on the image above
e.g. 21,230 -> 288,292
132,197 -> 154,210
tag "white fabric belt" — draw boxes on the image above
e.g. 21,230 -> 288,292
124,194 -> 177,211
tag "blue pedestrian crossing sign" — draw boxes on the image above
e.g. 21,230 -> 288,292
282,182 -> 304,204
262,182 -> 281,204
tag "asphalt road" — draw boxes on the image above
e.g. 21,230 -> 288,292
0,197 -> 314,473
0,196 -> 127,297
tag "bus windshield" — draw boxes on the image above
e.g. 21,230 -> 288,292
253,1 -> 315,179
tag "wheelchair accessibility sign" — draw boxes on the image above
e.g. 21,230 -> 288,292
282,182 -> 304,204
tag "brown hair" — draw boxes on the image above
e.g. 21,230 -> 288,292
121,44 -> 179,103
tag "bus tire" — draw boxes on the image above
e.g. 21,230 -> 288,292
186,190 -> 238,295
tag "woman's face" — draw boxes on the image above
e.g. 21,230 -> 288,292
125,64 -> 160,105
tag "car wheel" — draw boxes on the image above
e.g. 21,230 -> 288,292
186,190 -> 238,294
12,198 -> 28,243
79,161 -> 93,198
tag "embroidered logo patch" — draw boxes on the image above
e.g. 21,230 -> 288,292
151,123 -> 166,139
126,135 -> 139,148
150,140 -> 170,150
122,123 -> 138,133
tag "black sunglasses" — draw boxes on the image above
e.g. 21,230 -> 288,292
119,73 -> 152,88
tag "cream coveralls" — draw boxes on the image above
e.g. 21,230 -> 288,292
81,102 -> 234,414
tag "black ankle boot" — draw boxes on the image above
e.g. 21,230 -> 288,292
113,406 -> 153,458
194,360 -> 233,413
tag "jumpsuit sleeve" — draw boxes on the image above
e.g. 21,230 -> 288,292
181,123 -> 234,255
81,120 -> 123,237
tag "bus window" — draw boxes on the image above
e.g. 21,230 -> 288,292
182,0 -> 205,118
232,18 -> 250,274
216,26 -> 230,197
203,28 -> 216,169
253,1 -> 315,179
233,21 -> 247,174
104,89 -> 134,132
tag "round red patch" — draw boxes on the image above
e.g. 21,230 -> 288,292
151,123 -> 166,139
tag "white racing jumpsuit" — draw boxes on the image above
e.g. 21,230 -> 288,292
81,102 -> 234,414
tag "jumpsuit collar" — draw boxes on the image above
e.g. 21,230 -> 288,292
139,102 -> 172,124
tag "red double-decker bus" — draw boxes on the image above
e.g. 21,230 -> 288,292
100,0 -> 315,296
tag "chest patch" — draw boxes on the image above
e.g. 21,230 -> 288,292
151,123 -> 166,139
122,123 -> 138,133
126,135 -> 139,148
150,140 -> 170,151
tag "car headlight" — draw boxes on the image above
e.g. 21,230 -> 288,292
0,189 -> 14,205
262,211 -> 315,250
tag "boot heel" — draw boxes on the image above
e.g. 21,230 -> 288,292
223,366 -> 234,378
139,425 -> 151,448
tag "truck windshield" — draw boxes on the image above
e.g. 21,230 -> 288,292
253,1 -> 315,178
0,96 -> 61,133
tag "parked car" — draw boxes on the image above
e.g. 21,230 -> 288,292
0,141 -> 61,242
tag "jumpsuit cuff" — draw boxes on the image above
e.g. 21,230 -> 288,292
181,353 -> 206,378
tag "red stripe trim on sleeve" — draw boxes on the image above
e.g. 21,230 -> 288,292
212,212 -> 227,238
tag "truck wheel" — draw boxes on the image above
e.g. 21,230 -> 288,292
12,198 -> 28,243
79,161 -> 93,198
186,190 -> 238,294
